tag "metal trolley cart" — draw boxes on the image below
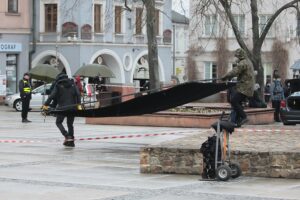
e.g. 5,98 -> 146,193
201,112 -> 242,181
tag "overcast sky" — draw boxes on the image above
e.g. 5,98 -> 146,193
172,0 -> 189,17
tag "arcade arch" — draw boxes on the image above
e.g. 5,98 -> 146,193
31,50 -> 71,77
89,49 -> 125,84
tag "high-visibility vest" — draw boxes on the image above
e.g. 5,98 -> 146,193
23,80 -> 31,93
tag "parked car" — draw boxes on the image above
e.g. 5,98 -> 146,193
280,79 -> 300,125
5,84 -> 96,111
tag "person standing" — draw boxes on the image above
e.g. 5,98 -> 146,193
270,70 -> 285,122
42,76 -> 81,147
221,48 -> 255,126
264,79 -> 271,103
19,73 -> 32,123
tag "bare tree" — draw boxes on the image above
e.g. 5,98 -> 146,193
191,0 -> 300,98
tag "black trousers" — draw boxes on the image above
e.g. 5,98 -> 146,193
21,97 -> 30,120
56,115 -> 75,137
230,92 -> 247,122
272,100 -> 281,122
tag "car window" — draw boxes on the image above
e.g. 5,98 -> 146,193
33,84 -> 51,94
291,92 -> 300,97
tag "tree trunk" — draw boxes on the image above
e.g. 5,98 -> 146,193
252,49 -> 264,98
143,0 -> 160,91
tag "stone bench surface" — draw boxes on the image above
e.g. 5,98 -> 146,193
151,125 -> 300,153
140,125 -> 300,179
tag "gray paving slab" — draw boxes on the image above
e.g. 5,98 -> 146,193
0,106 -> 300,200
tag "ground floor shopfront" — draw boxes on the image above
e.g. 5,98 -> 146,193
0,34 -> 30,103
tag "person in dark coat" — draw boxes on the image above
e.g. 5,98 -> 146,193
47,72 -> 69,108
248,83 -> 267,108
221,48 -> 255,126
43,76 -> 81,147
19,73 -> 32,123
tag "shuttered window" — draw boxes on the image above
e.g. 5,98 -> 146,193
45,4 -> 57,32
94,4 -> 102,33
115,6 -> 122,34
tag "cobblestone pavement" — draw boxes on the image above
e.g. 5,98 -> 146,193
0,106 -> 299,200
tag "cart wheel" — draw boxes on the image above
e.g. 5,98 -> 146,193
229,163 -> 242,179
216,165 -> 232,181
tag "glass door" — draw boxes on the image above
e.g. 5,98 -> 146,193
6,54 -> 18,94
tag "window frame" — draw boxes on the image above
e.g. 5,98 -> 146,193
44,4 -> 58,33
136,7 -> 143,35
94,4 -> 102,33
259,14 -> 274,38
7,0 -> 18,13
115,6 -> 122,34
204,62 -> 217,81
229,14 -> 246,37
204,15 -> 218,37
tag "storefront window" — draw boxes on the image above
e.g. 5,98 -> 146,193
6,54 -> 17,94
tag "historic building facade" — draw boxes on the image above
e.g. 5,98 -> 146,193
32,0 -> 173,95
0,0 -> 31,98
189,0 -> 300,83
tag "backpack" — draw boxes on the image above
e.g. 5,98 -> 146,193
273,80 -> 283,94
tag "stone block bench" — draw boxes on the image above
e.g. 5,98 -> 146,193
140,127 -> 300,179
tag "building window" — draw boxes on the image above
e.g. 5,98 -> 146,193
94,4 -> 102,33
8,0 -> 18,13
204,62 -> 217,82
45,4 -> 57,32
263,63 -> 273,83
204,15 -> 217,36
6,54 -> 18,94
115,6 -> 122,34
259,15 -> 273,37
231,14 -> 245,36
155,9 -> 160,36
136,8 -> 143,35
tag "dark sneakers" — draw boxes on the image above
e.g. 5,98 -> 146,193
63,136 -> 75,147
22,119 -> 32,123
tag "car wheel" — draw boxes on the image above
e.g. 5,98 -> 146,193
14,99 -> 22,111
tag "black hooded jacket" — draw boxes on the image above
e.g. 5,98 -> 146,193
45,77 -> 81,109
49,73 -> 69,94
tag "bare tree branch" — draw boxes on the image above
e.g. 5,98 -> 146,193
220,0 -> 253,61
124,0 -> 132,12
258,0 -> 300,49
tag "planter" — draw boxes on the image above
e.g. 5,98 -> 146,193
86,108 -> 274,128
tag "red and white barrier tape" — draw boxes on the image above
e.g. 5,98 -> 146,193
76,132 -> 175,141
0,131 -> 181,144
0,140 -> 42,144
0,129 -> 296,144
